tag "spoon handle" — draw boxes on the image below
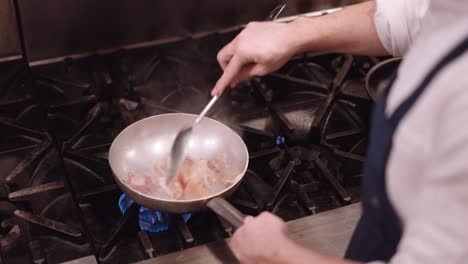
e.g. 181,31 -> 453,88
194,94 -> 220,125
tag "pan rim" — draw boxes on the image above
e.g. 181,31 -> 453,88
109,112 -> 249,204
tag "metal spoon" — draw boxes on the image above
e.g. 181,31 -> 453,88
166,94 -> 221,184
166,3 -> 286,184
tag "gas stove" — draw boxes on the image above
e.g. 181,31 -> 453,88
0,27 -> 377,263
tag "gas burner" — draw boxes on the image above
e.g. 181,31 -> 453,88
0,80 -> 53,194
282,59 -> 333,88
287,145 -> 354,211
0,160 -> 92,264
119,193 -> 192,233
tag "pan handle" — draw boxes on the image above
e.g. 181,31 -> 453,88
206,197 -> 245,229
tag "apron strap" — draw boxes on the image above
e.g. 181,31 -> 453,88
390,36 -> 468,124
346,33 -> 468,262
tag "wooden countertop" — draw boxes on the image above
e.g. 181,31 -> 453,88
140,203 -> 361,264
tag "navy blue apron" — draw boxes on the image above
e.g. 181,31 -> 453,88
345,35 -> 468,262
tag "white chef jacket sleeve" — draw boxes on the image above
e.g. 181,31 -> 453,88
374,0 -> 429,57
372,69 -> 468,264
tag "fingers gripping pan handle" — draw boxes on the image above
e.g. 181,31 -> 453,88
207,197 -> 245,229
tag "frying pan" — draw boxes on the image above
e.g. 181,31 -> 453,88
109,113 -> 249,228
365,57 -> 402,102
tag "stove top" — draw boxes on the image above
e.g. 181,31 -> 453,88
0,29 -> 378,263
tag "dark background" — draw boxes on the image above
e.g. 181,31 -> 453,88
2,0 -> 363,62
0,0 -> 21,60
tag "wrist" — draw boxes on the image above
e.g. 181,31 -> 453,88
263,235 -> 297,264
287,17 -> 310,54
285,16 -> 320,54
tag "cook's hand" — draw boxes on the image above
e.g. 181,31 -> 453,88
230,212 -> 291,264
211,22 -> 300,96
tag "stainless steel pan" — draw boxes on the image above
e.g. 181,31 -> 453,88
109,113 -> 249,228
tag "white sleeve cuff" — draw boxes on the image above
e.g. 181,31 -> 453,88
374,0 -> 429,57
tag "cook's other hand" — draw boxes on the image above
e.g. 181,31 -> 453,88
211,22 -> 299,96
230,212 -> 290,264
230,212 -> 362,264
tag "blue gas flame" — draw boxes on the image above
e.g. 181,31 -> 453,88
118,193 -> 192,232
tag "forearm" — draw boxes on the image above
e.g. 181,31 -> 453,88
274,239 -> 362,264
287,1 -> 388,56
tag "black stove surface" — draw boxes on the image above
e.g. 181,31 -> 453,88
0,30 -> 378,263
